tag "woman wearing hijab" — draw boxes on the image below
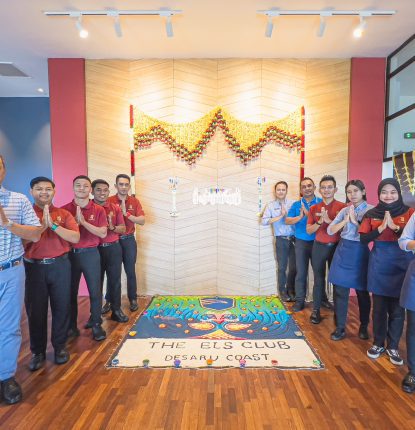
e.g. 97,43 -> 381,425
327,180 -> 373,341
359,178 -> 415,366
398,213 -> 415,393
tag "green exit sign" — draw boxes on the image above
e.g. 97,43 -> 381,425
404,132 -> 415,139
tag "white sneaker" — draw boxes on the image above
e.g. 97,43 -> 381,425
386,349 -> 404,366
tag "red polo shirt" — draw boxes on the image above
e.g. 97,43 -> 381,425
98,200 -> 125,244
25,205 -> 79,259
107,194 -> 145,235
307,200 -> 346,243
359,208 -> 415,242
61,200 -> 107,249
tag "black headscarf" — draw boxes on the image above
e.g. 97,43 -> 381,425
365,178 -> 409,219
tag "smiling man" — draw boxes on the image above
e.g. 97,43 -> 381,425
107,174 -> 145,312
24,177 -> 80,372
0,155 -> 42,405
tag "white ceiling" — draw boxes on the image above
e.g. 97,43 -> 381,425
0,0 -> 414,97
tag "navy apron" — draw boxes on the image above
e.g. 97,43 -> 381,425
401,258 -> 415,311
328,238 -> 369,290
368,241 -> 414,298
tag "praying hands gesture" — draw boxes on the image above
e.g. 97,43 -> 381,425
321,207 -> 331,224
120,198 -> 127,216
301,204 -> 308,218
348,206 -> 358,225
0,203 -> 8,227
42,205 -> 53,231
75,205 -> 85,225
108,214 -> 115,231
378,211 -> 399,233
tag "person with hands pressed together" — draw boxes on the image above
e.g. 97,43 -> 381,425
286,177 -> 322,312
107,174 -> 145,312
306,175 -> 346,324
62,176 -> 108,342
91,179 -> 128,325
327,180 -> 373,341
261,181 -> 296,302
24,177 -> 80,372
0,155 -> 42,405
360,178 -> 415,366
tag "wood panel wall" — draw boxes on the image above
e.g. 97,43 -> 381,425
86,59 -> 350,296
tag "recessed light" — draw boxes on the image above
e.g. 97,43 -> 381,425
37,88 -> 44,93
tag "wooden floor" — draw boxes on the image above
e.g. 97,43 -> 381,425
1,297 -> 414,430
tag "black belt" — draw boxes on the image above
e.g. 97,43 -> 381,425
24,253 -> 68,265
72,247 -> 97,254
0,257 -> 23,271
99,240 -> 119,248
315,241 -> 336,247
119,234 -> 135,240
277,236 -> 294,240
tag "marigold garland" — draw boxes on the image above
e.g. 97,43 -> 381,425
133,107 -> 304,166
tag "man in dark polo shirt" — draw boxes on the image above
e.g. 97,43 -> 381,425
106,174 -> 145,312
24,177 -> 80,371
307,175 -> 346,324
91,179 -> 128,324
62,176 -> 107,341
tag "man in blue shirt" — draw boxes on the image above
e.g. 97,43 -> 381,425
0,155 -> 41,404
262,181 -> 296,302
286,177 -> 323,312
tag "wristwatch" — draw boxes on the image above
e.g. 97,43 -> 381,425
5,219 -> 14,228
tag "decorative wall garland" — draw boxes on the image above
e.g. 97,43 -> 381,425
131,106 -> 305,169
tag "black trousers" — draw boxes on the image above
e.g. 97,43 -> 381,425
334,286 -> 371,329
311,241 -> 336,310
372,294 -> 405,350
99,242 -> 122,310
119,236 -> 138,301
407,310 -> 415,374
294,239 -> 313,303
69,248 -> 102,329
275,236 -> 296,297
24,256 -> 71,354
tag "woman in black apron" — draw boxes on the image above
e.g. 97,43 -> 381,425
398,214 -> 415,393
359,178 -> 415,366
328,180 -> 372,341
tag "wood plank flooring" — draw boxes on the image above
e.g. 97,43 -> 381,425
1,297 -> 414,429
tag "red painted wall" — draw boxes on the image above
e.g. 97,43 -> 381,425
48,58 -> 88,206
348,58 -> 387,203
48,58 -> 88,295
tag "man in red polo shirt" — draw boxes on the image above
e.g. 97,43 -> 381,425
62,176 -> 107,341
24,177 -> 80,371
307,175 -> 346,324
91,179 -> 128,324
106,174 -> 145,312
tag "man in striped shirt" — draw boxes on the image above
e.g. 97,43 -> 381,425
0,155 -> 42,405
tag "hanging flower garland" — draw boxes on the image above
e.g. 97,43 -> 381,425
133,107 -> 304,166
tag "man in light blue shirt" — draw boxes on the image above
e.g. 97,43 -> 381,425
0,155 -> 41,405
286,177 -> 322,312
262,181 -> 296,302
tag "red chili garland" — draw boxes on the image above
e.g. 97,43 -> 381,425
134,109 -> 304,166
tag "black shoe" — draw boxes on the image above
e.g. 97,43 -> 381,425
92,324 -> 106,341
84,318 -> 93,329
331,328 -> 346,341
310,309 -> 321,324
29,353 -> 46,371
67,327 -> 80,338
402,373 -> 415,394
111,309 -> 129,323
129,299 -> 138,312
101,301 -> 111,315
293,301 -> 305,312
55,348 -> 70,365
279,292 -> 290,302
358,324 -> 369,340
0,377 -> 22,405
321,300 -> 334,310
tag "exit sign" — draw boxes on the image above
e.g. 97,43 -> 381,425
404,132 -> 415,139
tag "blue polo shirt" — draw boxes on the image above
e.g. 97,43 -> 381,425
287,196 -> 322,241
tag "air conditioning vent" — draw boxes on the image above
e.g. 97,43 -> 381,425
0,62 -> 29,77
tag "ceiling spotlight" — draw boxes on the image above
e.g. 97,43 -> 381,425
317,12 -> 332,37
265,15 -> 274,38
107,11 -> 122,37
353,15 -> 368,38
160,11 -> 174,37
37,88 -> 44,93
70,13 -> 88,38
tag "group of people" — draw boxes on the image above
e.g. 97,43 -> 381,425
262,174 -> 415,394
0,154 -> 144,405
